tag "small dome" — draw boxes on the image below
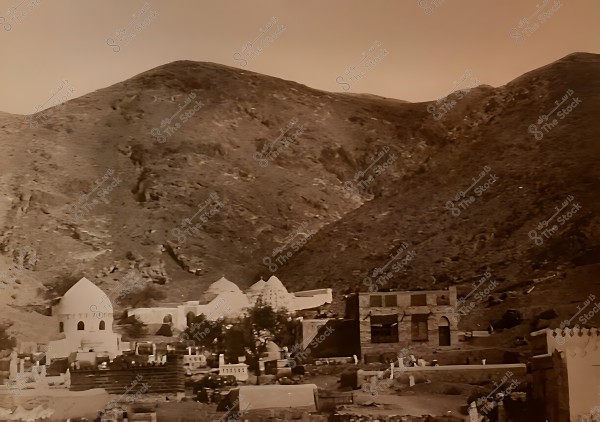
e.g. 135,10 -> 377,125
204,290 -> 251,319
56,277 -> 112,315
260,276 -> 292,311
264,275 -> 288,293
246,278 -> 266,294
207,276 -> 241,295
261,340 -> 281,361
265,340 -> 280,355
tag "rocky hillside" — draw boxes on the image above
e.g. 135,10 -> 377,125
0,52 -> 598,342
280,52 -> 600,292
276,52 -> 600,334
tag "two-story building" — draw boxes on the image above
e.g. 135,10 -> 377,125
347,287 -> 458,359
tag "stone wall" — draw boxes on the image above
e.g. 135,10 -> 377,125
70,355 -> 184,394
531,352 -> 569,422
364,347 -> 519,365
530,327 -> 600,421
357,289 -> 459,359
331,415 -> 463,422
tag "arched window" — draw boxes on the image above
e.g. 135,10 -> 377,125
77,321 -> 85,331
99,320 -> 106,330
59,322 -> 64,333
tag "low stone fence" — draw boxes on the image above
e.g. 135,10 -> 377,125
316,390 -> 353,412
331,415 -> 463,422
364,347 -> 519,366
314,357 -> 355,365
358,363 -> 528,388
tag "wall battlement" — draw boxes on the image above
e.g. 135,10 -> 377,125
552,326 -> 598,338
548,327 -> 600,357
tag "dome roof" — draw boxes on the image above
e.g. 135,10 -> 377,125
207,276 -> 241,295
203,290 -> 251,319
56,277 -> 112,315
260,276 -> 292,311
246,278 -> 266,294
265,340 -> 281,354
264,275 -> 288,293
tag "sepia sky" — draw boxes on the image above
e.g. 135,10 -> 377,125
0,0 -> 599,114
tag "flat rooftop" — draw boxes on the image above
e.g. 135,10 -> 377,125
358,289 -> 453,296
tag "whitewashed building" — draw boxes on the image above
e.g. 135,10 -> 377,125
530,327 -> 600,421
47,277 -> 126,360
128,275 -> 332,331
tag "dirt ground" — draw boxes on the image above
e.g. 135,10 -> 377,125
345,391 -> 468,419
0,388 -> 111,420
302,368 -> 476,419
0,373 -> 505,421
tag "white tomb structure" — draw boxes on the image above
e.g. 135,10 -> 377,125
128,275 -> 332,331
47,277 -> 125,360
218,353 -> 249,381
531,327 -> 600,422
183,347 -> 207,370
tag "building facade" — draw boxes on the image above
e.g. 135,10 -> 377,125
352,287 -> 458,359
530,327 -> 600,422
48,277 -> 125,360
128,275 -> 333,331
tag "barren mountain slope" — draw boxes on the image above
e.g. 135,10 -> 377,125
0,60 -> 448,335
277,52 -> 600,331
0,53 -> 598,342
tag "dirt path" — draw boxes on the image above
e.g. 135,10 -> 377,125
345,391 -> 467,419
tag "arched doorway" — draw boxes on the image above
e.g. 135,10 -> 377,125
186,311 -> 196,327
438,317 -> 451,346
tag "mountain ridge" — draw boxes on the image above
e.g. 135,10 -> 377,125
0,52 -> 598,344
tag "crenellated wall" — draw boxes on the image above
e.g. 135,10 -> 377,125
544,327 -> 600,355
531,327 -> 600,422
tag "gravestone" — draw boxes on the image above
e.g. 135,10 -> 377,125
468,401 -> 481,421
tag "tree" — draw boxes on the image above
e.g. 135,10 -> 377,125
0,326 -> 16,352
119,284 -> 166,308
240,301 -> 296,378
181,314 -> 224,350
44,274 -> 81,299
223,328 -> 246,362
121,315 -> 147,339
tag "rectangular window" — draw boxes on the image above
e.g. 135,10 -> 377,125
410,294 -> 427,306
370,295 -> 383,307
384,295 -> 397,307
411,314 -> 429,341
370,314 -> 399,343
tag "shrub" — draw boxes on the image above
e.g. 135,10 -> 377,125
445,385 -> 462,395
121,316 -> 147,339
119,284 -> 166,308
0,326 -> 16,351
